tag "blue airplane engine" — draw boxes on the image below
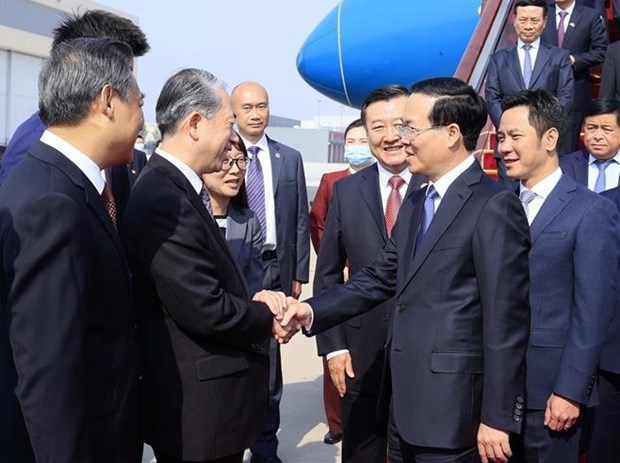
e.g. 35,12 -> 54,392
296,0 -> 483,108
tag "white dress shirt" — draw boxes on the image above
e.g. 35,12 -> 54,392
555,1 -> 576,34
156,148 -> 203,194
426,155 -> 476,212
517,38 -> 541,77
519,168 -> 563,224
588,151 -> 620,191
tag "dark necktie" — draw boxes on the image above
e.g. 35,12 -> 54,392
558,11 -> 569,47
385,175 -> 405,237
594,159 -> 614,193
523,44 -> 533,88
200,186 -> 213,216
101,183 -> 117,231
246,146 -> 267,236
416,185 -> 438,249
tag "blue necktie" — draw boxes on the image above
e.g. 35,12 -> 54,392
246,146 -> 267,236
199,186 -> 213,216
416,185 -> 438,249
523,44 -> 533,88
594,159 -> 614,193
519,188 -> 537,220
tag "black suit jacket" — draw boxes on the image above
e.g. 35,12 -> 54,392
314,165 -> 425,395
600,40 -> 620,101
0,141 -> 140,462
308,161 -> 531,448
485,43 -> 574,128
122,154 -> 273,461
601,186 -> 620,374
542,3 -> 608,112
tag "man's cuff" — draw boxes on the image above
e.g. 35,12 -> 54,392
326,349 -> 350,361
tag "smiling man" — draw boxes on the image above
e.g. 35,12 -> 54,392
498,89 -> 620,463
560,99 -> 620,192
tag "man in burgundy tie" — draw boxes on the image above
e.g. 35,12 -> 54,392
314,85 -> 426,463
0,37 -> 145,463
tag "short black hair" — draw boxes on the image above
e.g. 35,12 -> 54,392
231,132 -> 249,209
514,0 -> 548,18
501,89 -> 565,138
344,119 -> 365,139
410,77 -> 488,151
52,10 -> 150,56
585,99 -> 620,126
360,85 -> 409,126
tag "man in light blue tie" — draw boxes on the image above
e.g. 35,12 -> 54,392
498,89 -> 620,463
486,0 -> 573,184
560,98 -> 620,193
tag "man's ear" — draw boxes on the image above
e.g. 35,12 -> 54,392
98,84 -> 115,118
544,127 -> 560,154
187,111 -> 203,140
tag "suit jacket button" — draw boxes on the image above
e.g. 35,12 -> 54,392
515,403 -> 523,410
516,396 -> 524,404
513,414 -> 521,422
514,408 -> 522,416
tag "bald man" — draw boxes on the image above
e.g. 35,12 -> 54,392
231,81 -> 309,463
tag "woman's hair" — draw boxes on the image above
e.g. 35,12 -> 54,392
230,132 -> 249,209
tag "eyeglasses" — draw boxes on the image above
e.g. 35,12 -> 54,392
396,124 -> 444,140
221,157 -> 250,171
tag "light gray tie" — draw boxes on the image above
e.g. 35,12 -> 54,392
593,159 -> 614,193
523,44 -> 533,88
519,188 -> 537,219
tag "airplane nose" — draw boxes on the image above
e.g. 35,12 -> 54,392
296,0 -> 482,109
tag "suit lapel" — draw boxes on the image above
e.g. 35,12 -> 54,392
267,137 -> 283,194
562,8 -> 580,47
508,47 -> 527,89
359,165 -> 388,241
225,205 -> 245,261
547,12 -> 560,46
530,45 -> 551,88
400,163 -> 479,293
529,175 -> 576,243
574,151 -> 590,186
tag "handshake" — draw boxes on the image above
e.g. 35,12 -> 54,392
252,291 -> 313,344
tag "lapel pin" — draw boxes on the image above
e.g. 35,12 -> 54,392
275,151 -> 281,159
569,22 -> 575,28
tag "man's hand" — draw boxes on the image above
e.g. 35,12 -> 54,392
253,290 -> 288,320
544,393 -> 580,432
291,280 -> 303,299
327,352 -> 355,397
271,317 -> 299,344
477,423 -> 511,463
280,301 -> 313,328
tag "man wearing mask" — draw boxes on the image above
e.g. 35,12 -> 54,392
314,86 -> 426,463
309,118 -> 373,447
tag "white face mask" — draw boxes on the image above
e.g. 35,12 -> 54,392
344,145 -> 373,166
134,143 -> 145,151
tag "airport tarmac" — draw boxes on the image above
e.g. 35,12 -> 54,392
142,251 -> 342,463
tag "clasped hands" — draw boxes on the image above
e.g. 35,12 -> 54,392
252,291 -> 313,344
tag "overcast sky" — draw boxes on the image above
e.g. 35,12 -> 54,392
97,0 -> 359,123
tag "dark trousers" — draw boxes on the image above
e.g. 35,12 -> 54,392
322,357 -> 343,434
516,408 -> 582,463
587,370 -> 620,463
155,453 -> 243,463
250,253 -> 283,460
340,391 -> 387,463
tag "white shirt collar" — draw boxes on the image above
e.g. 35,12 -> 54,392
556,1 -> 576,18
517,37 -> 541,50
377,161 -> 412,187
429,155 -> 476,199
240,133 -> 269,157
520,167 -> 563,199
40,130 -> 105,193
155,148 -> 203,194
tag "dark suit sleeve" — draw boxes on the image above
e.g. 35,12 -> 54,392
572,12 -> 607,73
294,153 -> 310,283
135,191 -> 273,351
5,194 -> 93,462
600,43 -> 618,99
309,173 -> 330,253
314,187 -> 349,356
557,50 -> 575,114
473,191 -> 531,433
485,54 -> 503,129
554,198 -> 620,403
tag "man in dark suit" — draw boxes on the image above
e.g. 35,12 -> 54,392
283,77 -> 532,463
231,81 -> 310,463
122,68 -> 293,463
560,98 -> 620,191
0,37 -> 144,463
542,0 -> 608,153
497,89 -> 619,463
314,87 -> 426,463
486,0 -> 574,182
0,10 -> 150,188
309,118 -> 373,447
587,186 -> 620,463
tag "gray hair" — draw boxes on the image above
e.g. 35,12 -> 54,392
38,37 -> 135,127
156,68 -> 225,137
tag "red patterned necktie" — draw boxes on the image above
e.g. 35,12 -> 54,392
385,175 -> 405,237
101,183 -> 118,231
